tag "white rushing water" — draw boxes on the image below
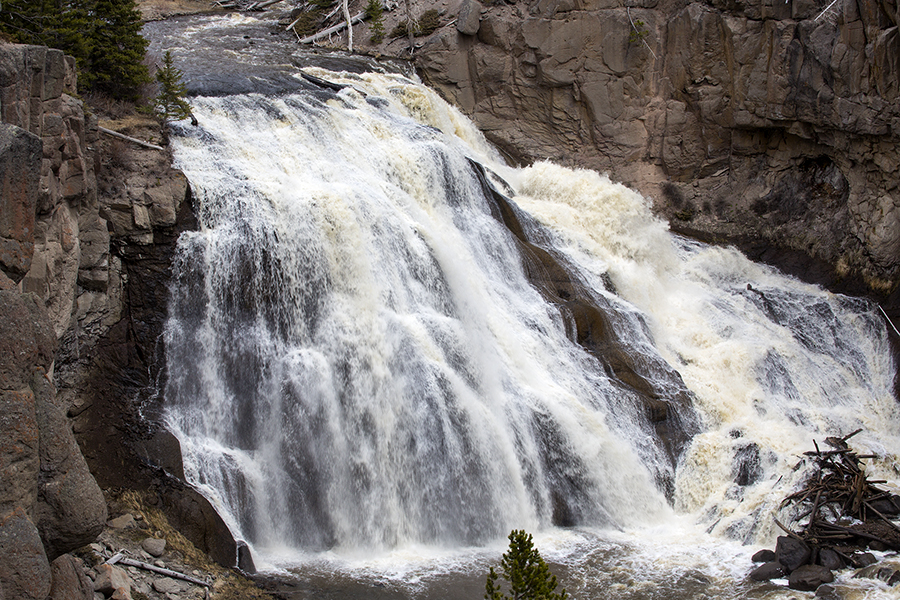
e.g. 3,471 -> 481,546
165,68 -> 899,598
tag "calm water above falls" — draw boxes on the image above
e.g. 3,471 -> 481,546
157,14 -> 899,600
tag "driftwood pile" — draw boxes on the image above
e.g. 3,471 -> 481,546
777,429 -> 900,551
750,430 -> 900,591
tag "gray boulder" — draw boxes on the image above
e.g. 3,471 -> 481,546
0,508 -> 51,600
788,564 -> 834,591
775,535 -> 811,572
457,0 -> 483,35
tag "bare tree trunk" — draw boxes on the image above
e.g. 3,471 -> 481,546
342,0 -> 353,52
298,12 -> 365,44
403,0 -> 415,53
98,126 -> 165,151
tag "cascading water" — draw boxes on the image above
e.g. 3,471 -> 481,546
157,16 -> 899,599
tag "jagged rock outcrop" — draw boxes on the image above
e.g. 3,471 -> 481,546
0,44 -> 108,600
409,0 -> 899,318
0,42 -> 239,598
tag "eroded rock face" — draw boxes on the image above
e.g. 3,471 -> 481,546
414,0 -> 900,311
0,42 -> 237,593
0,290 -> 105,595
0,124 -> 42,282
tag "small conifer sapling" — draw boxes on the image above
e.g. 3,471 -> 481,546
485,530 -> 568,600
153,50 -> 196,142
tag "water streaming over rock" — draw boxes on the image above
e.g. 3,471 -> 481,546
159,23 -> 899,597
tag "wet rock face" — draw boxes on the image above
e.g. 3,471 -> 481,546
415,0 -> 900,310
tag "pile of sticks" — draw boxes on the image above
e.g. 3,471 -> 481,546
776,429 -> 900,552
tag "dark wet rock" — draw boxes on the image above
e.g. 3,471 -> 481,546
868,496 -> 900,516
817,548 -> 844,571
849,552 -> 877,568
788,564 -> 834,591
470,158 -> 699,476
237,541 -> 256,574
751,549 -> 777,563
776,536 -> 811,572
854,563 -> 900,584
749,561 -> 785,581
815,584 -> 840,599
732,442 -> 762,486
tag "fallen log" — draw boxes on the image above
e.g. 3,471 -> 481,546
98,126 -> 164,151
298,11 -> 365,44
106,553 -> 210,587
299,71 -> 347,91
252,0 -> 285,8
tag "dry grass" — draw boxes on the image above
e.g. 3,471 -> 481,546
111,489 -> 275,600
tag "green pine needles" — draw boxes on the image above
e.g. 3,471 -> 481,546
0,0 -> 149,100
365,0 -> 385,44
485,530 -> 568,600
153,51 -> 194,140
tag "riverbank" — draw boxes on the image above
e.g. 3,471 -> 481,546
139,0 -> 225,21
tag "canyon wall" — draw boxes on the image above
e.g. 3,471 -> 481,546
406,0 -> 899,316
0,43 -> 236,598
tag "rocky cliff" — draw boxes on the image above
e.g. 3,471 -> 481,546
384,0 -> 899,321
0,44 -> 108,600
0,43 -> 236,599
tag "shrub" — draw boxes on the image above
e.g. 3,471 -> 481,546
365,0 -> 385,43
485,530 -> 568,600
417,9 -> 440,36
389,9 -> 441,39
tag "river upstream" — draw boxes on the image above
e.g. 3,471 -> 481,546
143,13 -> 900,600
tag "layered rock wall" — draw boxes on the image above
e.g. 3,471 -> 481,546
413,0 -> 899,315
0,45 -> 108,600
0,42 -> 239,598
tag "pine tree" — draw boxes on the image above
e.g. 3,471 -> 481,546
485,530 -> 568,600
0,0 -> 150,101
153,50 -> 194,141
88,0 -> 150,100
365,0 -> 384,44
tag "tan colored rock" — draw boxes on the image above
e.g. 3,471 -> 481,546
92,564 -> 130,596
48,554 -> 94,600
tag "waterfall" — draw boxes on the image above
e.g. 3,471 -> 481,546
164,68 -> 898,577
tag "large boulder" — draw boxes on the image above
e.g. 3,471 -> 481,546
775,535 -> 811,572
788,564 -> 834,591
0,508 -> 51,600
32,369 -> 107,559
